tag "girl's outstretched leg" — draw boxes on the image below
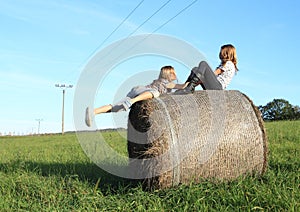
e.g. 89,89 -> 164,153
85,91 -> 154,127
94,105 -> 113,114
113,91 -> 154,112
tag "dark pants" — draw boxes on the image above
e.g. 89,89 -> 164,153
191,61 -> 222,90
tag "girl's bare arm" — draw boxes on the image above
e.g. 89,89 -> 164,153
167,82 -> 188,90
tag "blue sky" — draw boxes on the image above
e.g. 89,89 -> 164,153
0,0 -> 299,135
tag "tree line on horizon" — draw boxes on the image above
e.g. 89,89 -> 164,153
258,99 -> 300,121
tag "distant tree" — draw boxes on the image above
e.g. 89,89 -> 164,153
258,99 -> 297,121
293,105 -> 300,120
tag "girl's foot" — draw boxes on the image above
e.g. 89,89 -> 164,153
85,107 -> 92,127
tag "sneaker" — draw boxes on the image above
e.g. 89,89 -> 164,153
85,107 -> 92,127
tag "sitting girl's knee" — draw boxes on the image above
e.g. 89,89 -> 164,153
198,61 -> 208,67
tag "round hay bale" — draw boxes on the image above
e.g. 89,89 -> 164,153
127,90 -> 267,189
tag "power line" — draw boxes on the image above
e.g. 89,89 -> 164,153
86,0 -> 173,64
60,0 -> 146,83
152,0 -> 198,34
127,0 -> 172,37
94,0 -> 199,70
122,0 -> 199,48
61,0 -> 198,82
83,0 -> 174,71
91,0 -> 146,56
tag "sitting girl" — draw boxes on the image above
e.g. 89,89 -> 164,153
175,44 -> 238,93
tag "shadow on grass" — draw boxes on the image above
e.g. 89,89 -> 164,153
0,160 -> 141,194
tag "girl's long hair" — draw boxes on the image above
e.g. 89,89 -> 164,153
158,65 -> 176,82
219,44 -> 238,71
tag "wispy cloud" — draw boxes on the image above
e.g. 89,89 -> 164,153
0,1 -> 140,36
0,70 -> 56,90
0,50 -> 79,66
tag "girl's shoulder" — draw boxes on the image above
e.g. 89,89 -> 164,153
223,60 -> 235,67
161,78 -> 170,82
151,78 -> 170,86
157,78 -> 170,84
219,61 -> 236,71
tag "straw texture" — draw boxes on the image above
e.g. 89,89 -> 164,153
127,90 -> 268,189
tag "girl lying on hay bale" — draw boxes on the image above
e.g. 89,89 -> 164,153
85,65 -> 186,127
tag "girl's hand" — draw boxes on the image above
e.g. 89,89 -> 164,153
167,82 -> 188,89
214,68 -> 223,76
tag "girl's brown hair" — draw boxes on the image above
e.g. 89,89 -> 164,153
159,65 -> 177,81
219,44 -> 238,71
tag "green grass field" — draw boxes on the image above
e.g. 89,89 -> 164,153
0,121 -> 299,211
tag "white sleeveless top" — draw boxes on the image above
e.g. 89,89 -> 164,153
216,61 -> 236,89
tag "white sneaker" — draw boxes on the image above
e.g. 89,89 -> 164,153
85,107 -> 92,127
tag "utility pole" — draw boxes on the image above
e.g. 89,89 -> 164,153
55,84 -> 73,135
35,118 -> 43,135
